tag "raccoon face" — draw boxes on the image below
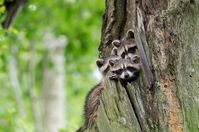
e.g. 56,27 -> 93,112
127,54 -> 140,63
111,30 -> 137,59
96,55 -> 120,76
116,43 -> 137,59
111,58 -> 140,81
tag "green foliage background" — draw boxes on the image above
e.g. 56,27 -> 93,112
0,0 -> 104,131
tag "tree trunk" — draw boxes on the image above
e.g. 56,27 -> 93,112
84,0 -> 199,132
43,32 -> 67,132
28,42 -> 43,132
8,45 -> 25,117
2,0 -> 27,28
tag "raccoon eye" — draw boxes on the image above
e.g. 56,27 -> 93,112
128,47 -> 137,54
96,59 -> 104,68
127,67 -> 136,72
121,53 -> 125,58
133,56 -> 140,63
133,59 -> 139,63
112,69 -> 123,75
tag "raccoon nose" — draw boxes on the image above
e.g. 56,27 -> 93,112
126,56 -> 131,60
124,74 -> 129,78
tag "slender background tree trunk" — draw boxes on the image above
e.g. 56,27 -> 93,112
28,42 -> 43,132
43,32 -> 67,132
8,45 -> 25,117
85,0 -> 199,132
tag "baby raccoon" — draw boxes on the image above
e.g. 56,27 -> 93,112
111,30 -> 138,60
77,55 -> 120,131
96,55 -> 120,79
110,57 -> 140,87
81,82 -> 104,131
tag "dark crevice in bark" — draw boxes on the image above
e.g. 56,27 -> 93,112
190,0 -> 195,4
123,85 -> 143,131
135,5 -> 159,131
99,0 -> 127,58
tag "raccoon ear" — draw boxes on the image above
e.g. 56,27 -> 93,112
133,55 -> 140,63
111,48 -> 118,55
96,59 -> 104,68
126,29 -> 134,39
112,40 -> 121,47
109,60 -> 115,67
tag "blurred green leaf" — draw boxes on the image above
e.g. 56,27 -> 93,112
0,6 -> 5,14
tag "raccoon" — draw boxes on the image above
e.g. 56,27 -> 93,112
111,30 -> 138,60
110,57 -> 140,87
77,55 -> 120,131
96,55 -> 120,79
79,82 -> 104,131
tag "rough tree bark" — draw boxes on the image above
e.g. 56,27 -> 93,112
84,0 -> 199,132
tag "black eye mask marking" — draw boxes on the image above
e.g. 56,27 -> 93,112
96,59 -> 104,68
128,46 -> 137,54
133,59 -> 139,63
112,69 -> 123,75
121,53 -> 125,58
133,70 -> 139,77
127,67 -> 137,72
